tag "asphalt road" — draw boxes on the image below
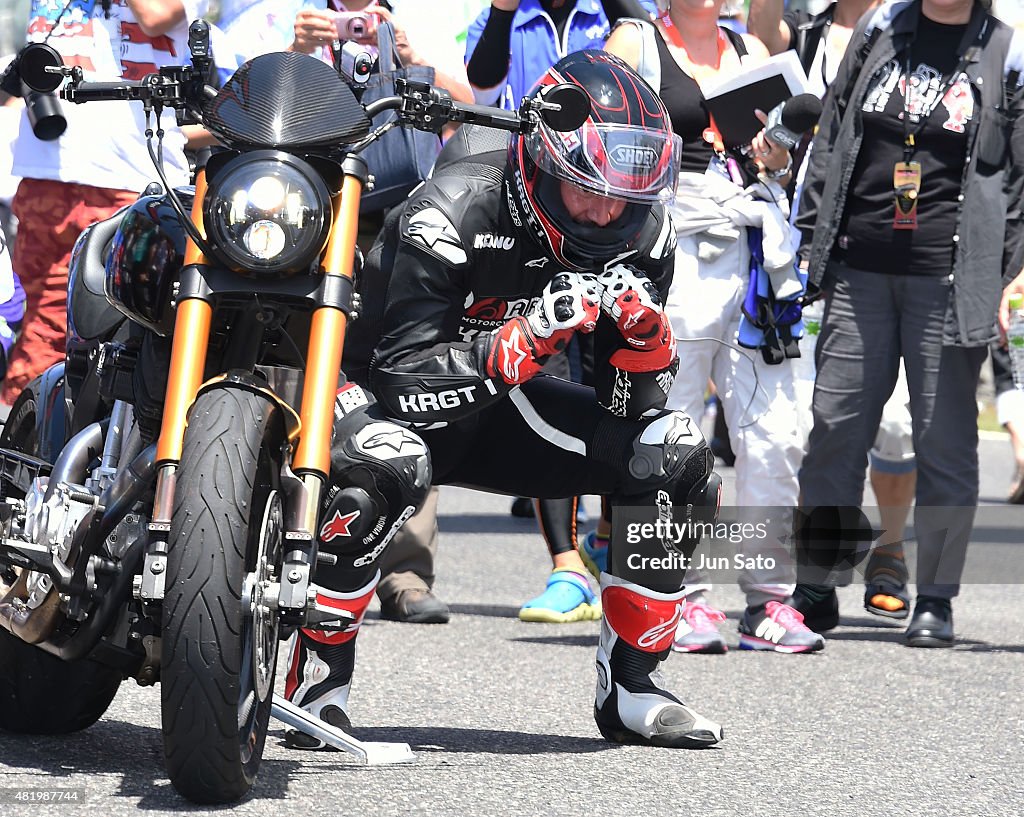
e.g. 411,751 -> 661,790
0,437 -> 1021,816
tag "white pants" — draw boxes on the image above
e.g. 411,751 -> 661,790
666,231 -> 804,606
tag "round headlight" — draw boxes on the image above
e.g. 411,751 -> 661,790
204,151 -> 332,275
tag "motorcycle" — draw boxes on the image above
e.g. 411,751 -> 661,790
0,21 -> 587,804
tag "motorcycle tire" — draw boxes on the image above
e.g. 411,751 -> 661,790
161,387 -> 286,804
0,384 -> 124,734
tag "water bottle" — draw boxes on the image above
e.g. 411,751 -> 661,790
792,299 -> 823,391
792,299 -> 823,441
1009,293 -> 1024,390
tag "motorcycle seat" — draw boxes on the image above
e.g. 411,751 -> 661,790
433,124 -> 510,174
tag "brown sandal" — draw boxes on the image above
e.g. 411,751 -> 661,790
863,550 -> 910,620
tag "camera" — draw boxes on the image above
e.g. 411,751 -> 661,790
0,42 -> 67,141
334,11 -> 370,41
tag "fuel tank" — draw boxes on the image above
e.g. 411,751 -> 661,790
104,188 -> 192,336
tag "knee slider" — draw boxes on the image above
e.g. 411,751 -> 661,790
623,409 -> 710,488
626,409 -> 720,522
323,419 -> 432,568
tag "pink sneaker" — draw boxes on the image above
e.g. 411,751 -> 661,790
738,601 -> 825,653
672,601 -> 728,654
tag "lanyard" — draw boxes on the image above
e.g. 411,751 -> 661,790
659,13 -> 730,152
900,22 -> 985,163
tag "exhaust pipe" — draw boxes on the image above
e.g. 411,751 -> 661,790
43,421 -> 106,501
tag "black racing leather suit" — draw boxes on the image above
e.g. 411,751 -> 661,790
324,146 -> 717,595
346,148 -> 678,425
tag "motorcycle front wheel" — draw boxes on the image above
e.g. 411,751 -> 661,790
161,387 -> 286,804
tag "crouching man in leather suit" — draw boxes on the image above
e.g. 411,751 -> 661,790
286,51 -> 724,750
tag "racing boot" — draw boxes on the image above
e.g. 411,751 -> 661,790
283,571 -> 379,749
595,573 -> 723,748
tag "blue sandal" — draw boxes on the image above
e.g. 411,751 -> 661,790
519,568 -> 602,623
580,531 -> 609,579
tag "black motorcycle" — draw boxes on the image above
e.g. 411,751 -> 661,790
0,22 -> 587,804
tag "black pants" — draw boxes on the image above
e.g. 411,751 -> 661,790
318,375 -> 714,595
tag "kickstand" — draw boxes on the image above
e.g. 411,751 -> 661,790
271,695 -> 416,765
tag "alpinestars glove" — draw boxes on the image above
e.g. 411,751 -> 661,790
487,271 -> 600,385
598,265 -> 676,372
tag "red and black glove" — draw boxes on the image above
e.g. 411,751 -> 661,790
487,271 -> 601,385
597,265 -> 676,372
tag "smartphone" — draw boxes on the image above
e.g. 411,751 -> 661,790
334,11 -> 370,41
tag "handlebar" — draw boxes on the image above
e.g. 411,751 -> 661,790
62,79 -> 145,103
59,65 -> 215,112
445,100 -> 524,131
363,90 -> 526,134
391,78 -> 546,137
57,67 -> 561,150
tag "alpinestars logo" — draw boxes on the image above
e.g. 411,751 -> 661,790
637,602 -> 686,650
610,369 -> 631,416
404,207 -> 467,265
500,325 -> 530,382
640,413 -> 697,447
657,489 -> 676,554
474,233 -> 515,251
525,257 -> 549,269
355,423 -> 426,461
363,429 -> 420,453
320,509 -> 361,542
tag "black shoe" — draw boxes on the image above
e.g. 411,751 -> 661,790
905,596 -> 954,648
510,496 -> 535,518
709,436 -> 736,467
786,584 -> 840,632
380,589 -> 451,624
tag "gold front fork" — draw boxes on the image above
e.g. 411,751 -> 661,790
154,170 -> 212,468
142,171 -> 213,603
292,169 -> 365,532
139,163 -> 365,605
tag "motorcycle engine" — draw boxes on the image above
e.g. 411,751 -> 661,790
19,477 -> 98,610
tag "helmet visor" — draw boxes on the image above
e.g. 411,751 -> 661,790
524,122 -> 682,204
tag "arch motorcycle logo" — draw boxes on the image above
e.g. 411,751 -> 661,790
458,292 -> 540,341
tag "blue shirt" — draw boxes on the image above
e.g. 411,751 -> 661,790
465,0 -> 657,109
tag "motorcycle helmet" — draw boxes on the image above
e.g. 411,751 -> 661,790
508,50 -> 681,270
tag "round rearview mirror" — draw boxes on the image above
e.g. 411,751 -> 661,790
19,43 -> 65,94
539,83 -> 590,132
